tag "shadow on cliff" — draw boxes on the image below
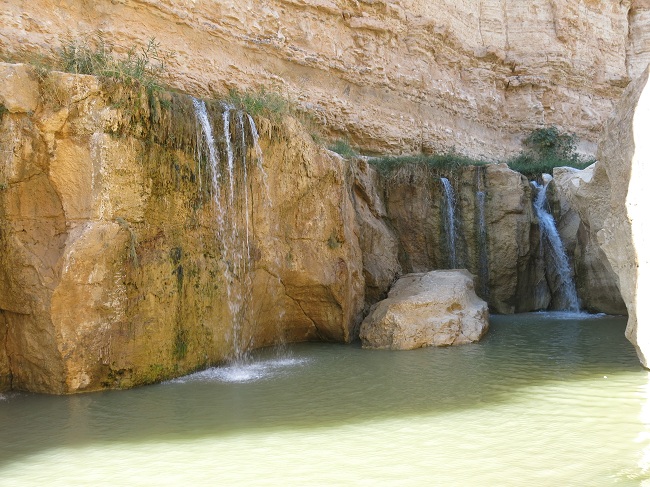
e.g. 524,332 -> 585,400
0,315 -> 642,469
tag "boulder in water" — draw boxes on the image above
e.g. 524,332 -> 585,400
359,270 -> 489,350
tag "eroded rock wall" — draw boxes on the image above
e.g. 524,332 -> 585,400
1,0 -> 648,158
550,166 -> 626,314
596,66 -> 650,365
0,64 -> 363,393
547,65 -> 650,365
373,162 -> 547,314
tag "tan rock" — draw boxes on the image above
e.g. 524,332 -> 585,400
0,70 -> 364,393
382,162 -> 545,314
0,1 -> 646,159
360,270 -> 489,349
0,63 -> 39,113
477,164 -> 546,313
0,313 -> 9,391
351,158 -> 401,308
596,66 -> 650,366
550,166 -> 626,314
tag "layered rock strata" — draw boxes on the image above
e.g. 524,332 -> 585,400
360,270 -> 489,350
1,0 -> 649,158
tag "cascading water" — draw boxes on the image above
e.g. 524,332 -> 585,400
245,113 -> 288,352
440,177 -> 458,268
531,180 -> 580,312
222,103 -> 236,205
237,111 -> 251,263
193,98 -> 254,361
475,169 -> 489,299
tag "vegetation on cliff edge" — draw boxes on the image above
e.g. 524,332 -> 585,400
355,127 -> 594,180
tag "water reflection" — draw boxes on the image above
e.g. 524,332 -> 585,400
0,313 -> 646,486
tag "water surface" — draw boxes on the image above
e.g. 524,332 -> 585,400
1,313 -> 648,485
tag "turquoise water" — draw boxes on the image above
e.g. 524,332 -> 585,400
1,313 -> 648,485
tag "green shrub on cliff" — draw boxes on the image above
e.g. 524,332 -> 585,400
507,126 -> 593,178
226,88 -> 289,120
368,152 -> 487,176
364,127 -> 592,180
58,33 -> 173,93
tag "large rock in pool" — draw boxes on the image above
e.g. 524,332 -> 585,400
360,270 -> 489,350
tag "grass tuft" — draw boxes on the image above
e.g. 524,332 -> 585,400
226,88 -> 289,120
368,152 -> 487,176
58,32 -> 174,94
365,126 -> 593,181
329,139 -> 358,158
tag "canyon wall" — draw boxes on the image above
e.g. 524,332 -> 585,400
0,61 -> 638,393
354,161 -> 601,316
1,0 -> 649,159
0,64 -> 363,393
553,66 -> 650,366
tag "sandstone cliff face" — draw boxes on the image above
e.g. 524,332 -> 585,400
550,166 -> 626,315
595,66 -> 650,366
1,1 -> 649,159
374,162 -> 547,314
0,64 -> 363,393
547,66 -> 650,364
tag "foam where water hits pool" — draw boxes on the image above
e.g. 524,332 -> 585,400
168,357 -> 309,384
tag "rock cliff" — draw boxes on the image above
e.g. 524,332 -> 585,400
368,162 -> 548,314
1,0 -> 649,159
0,63 -> 363,393
554,66 -> 650,366
1,0 -> 649,391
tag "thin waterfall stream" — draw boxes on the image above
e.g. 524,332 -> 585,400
532,180 -> 580,312
193,98 -> 255,361
440,177 -> 458,268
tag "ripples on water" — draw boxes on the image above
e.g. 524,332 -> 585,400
0,313 -> 649,486
167,357 -> 309,383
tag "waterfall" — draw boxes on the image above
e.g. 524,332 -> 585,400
247,114 -> 264,168
245,112 -> 288,351
193,98 -> 254,361
222,103 -> 235,205
237,111 -> 251,262
440,177 -> 458,268
193,98 -> 220,207
531,180 -> 580,312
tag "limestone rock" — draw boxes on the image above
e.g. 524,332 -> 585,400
382,162 -> 545,314
550,166 -> 626,314
0,63 -> 38,113
360,270 -> 489,350
0,1 -> 647,159
351,158 -> 401,308
0,69 -> 364,393
596,65 -> 650,366
478,164 -> 546,313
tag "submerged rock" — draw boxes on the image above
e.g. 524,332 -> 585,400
360,270 -> 489,350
